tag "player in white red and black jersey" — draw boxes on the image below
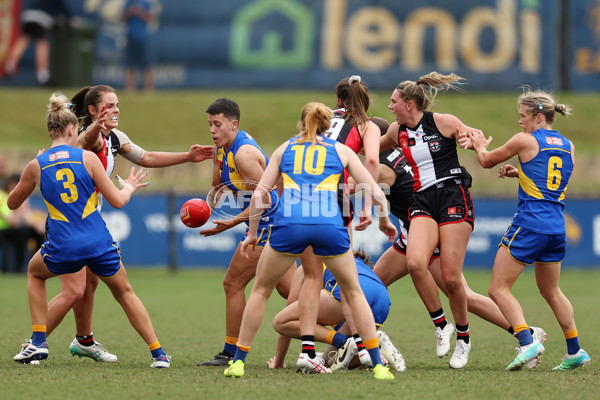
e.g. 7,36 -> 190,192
395,111 -> 465,192
377,146 -> 414,237
20,85 -> 214,364
380,72 -> 482,369
324,75 -> 380,230
371,117 -> 546,364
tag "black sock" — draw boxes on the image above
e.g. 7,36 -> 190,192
76,333 -> 94,347
456,324 -> 470,344
429,308 -> 448,330
353,334 -> 365,352
301,335 -> 316,358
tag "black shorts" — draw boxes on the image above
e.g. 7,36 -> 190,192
22,22 -> 48,38
391,221 -> 440,262
408,178 -> 474,229
338,176 -> 354,227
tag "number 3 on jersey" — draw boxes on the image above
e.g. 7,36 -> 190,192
57,168 -> 79,203
291,145 -> 326,175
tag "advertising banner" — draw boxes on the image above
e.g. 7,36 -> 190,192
95,0 -> 560,90
568,0 -> 600,90
2,0 -> 562,90
468,199 -> 600,268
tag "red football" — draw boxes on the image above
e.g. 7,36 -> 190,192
180,198 -> 211,228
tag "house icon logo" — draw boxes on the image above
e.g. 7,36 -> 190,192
229,0 -> 315,69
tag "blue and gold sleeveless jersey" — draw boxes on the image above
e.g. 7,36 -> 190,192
276,135 -> 344,224
216,130 -> 278,224
514,129 -> 573,234
38,145 -> 114,260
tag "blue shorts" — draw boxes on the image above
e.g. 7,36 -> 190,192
243,226 -> 270,248
324,276 -> 390,326
268,224 -> 350,257
41,243 -> 122,278
500,224 -> 566,265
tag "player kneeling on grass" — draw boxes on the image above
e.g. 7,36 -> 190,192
268,251 -> 406,372
10,92 -> 170,368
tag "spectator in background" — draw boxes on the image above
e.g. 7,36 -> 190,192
123,0 -> 155,91
1,174 -> 45,273
3,0 -> 71,84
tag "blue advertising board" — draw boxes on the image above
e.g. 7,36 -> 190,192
467,198 -> 600,268
2,0 -> 564,90
29,194 -> 600,269
95,0 -> 560,90
568,0 -> 600,91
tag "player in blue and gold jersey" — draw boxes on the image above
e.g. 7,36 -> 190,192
223,102 -> 397,380
269,251 -> 405,372
20,85 -> 213,364
10,92 -> 170,368
463,89 -> 590,371
198,98 -> 295,366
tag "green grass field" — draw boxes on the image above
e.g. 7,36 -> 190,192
0,268 -> 598,400
1,87 -> 599,398
1,88 -> 599,195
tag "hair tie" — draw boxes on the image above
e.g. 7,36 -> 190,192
348,75 -> 362,85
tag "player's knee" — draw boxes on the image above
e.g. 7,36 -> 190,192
488,285 -> 500,303
442,275 -> 461,294
223,276 -> 245,294
537,285 -> 560,303
111,284 -> 135,304
406,259 -> 427,276
272,315 -> 284,334
62,285 -> 86,304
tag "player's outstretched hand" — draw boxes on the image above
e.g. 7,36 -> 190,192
199,219 -> 233,236
116,166 -> 149,193
189,144 -> 214,162
467,131 -> 493,151
95,102 -> 109,130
